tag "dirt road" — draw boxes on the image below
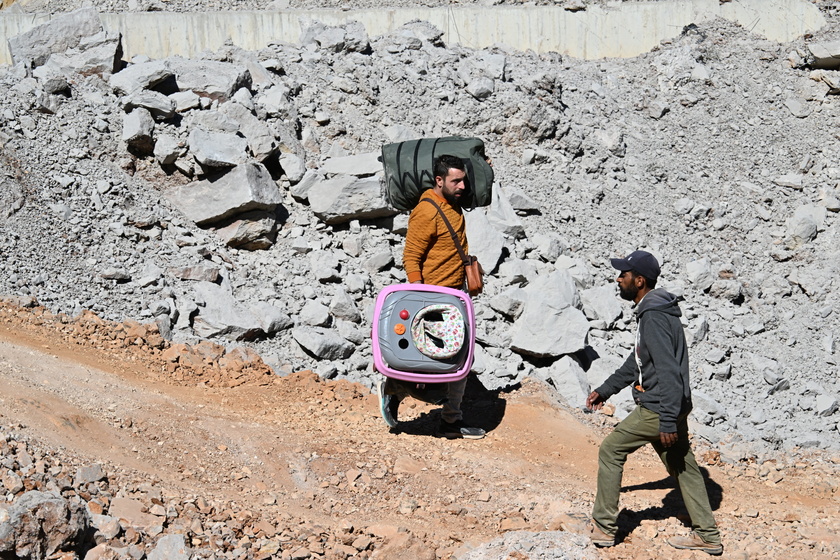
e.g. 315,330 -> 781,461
0,307 -> 838,559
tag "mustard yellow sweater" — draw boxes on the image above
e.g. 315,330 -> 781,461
403,190 -> 468,288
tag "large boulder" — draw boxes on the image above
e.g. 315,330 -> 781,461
309,175 -> 397,224
167,57 -> 251,102
30,31 -> 121,79
292,326 -> 355,360
464,210 -> 506,275
0,491 -> 88,559
191,282 -> 263,341
8,7 -> 103,68
110,59 -> 172,95
509,269 -> 588,358
166,163 -> 282,226
188,128 -> 249,168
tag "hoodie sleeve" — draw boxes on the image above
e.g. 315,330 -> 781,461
595,350 -> 638,399
642,310 -> 684,433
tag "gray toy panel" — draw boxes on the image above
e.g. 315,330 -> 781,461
377,291 -> 470,373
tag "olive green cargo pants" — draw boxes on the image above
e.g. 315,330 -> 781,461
592,405 -> 721,545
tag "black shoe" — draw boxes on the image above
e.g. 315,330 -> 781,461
377,379 -> 400,428
437,419 -> 485,439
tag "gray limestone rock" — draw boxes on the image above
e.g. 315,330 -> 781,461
320,152 -> 382,176
464,210 -> 506,276
807,39 -> 840,69
191,281 -> 263,341
536,356 -> 590,408
124,90 -> 176,121
258,84 -> 294,118
343,21 -> 371,53
363,251 -> 393,273
220,102 -> 277,162
188,128 -> 249,168
784,97 -> 811,118
110,60 -> 172,95
279,153 -> 307,184
329,289 -> 361,323
166,163 -> 282,226
530,231 -> 568,263
301,300 -> 331,327
488,287 -> 527,320
148,533 -> 190,560
74,464 -> 105,485
505,186 -> 541,214
685,258 -> 713,291
580,284 -> 623,326
486,184 -> 525,239
466,77 -> 495,100
315,27 -> 347,52
309,175 -> 396,225
509,270 -> 587,358
31,30 -> 121,79
121,108 -> 155,154
167,57 -> 251,102
213,209 -> 280,250
8,7 -> 103,68
773,173 -> 804,190
786,204 -> 825,246
290,170 -> 321,202
496,260 -> 540,286
170,90 -> 201,112
167,264 -> 221,283
292,326 -> 355,360
153,134 -> 184,165
249,301 -> 293,335
815,394 -> 838,417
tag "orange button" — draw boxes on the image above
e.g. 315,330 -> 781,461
394,323 -> 406,335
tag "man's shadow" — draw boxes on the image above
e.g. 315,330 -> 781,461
613,467 -> 723,541
389,373 -> 507,437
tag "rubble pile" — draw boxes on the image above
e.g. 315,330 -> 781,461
0,299 -> 274,388
0,427 -> 445,560
1,1 -> 839,472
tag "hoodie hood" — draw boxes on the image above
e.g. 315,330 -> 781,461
635,288 -> 681,318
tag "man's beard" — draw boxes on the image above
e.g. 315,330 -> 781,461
619,283 -> 638,301
442,190 -> 461,206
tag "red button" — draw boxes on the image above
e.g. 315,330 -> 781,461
399,309 -> 409,320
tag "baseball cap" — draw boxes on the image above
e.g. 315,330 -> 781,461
610,250 -> 660,281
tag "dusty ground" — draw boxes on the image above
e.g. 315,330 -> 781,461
0,302 -> 838,559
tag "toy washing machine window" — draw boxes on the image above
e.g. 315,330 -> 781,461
410,304 -> 465,359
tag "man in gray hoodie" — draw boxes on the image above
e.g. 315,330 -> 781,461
586,250 -> 722,555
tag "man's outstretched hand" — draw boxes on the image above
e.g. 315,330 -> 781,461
586,391 -> 605,411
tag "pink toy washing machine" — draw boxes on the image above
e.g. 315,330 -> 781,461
371,284 -> 475,383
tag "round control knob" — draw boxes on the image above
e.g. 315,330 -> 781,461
394,323 -> 406,335
399,309 -> 409,320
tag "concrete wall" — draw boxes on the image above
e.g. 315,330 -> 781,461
0,0 -> 826,65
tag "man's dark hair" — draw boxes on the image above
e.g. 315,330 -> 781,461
433,154 -> 465,180
639,273 -> 657,289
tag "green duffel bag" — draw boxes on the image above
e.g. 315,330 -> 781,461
380,136 -> 494,211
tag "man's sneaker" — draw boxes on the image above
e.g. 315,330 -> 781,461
589,522 -> 616,548
437,419 -> 485,439
377,379 -> 400,428
666,532 -> 723,556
